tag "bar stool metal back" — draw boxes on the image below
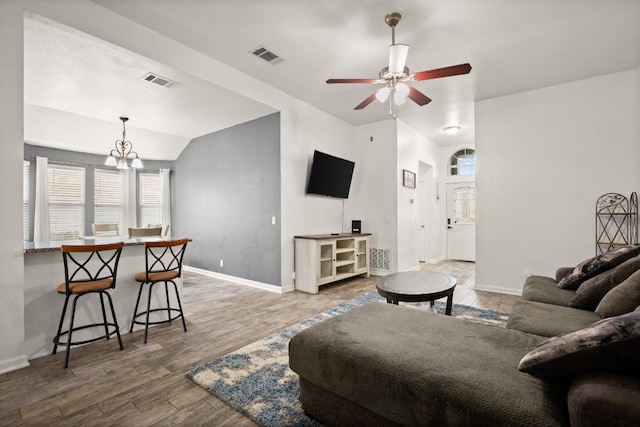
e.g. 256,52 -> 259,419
53,242 -> 124,368
130,238 -> 189,343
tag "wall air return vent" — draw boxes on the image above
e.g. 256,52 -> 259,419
370,247 -> 391,274
141,73 -> 179,89
250,45 -> 283,65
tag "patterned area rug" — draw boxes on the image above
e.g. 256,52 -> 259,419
186,291 -> 509,427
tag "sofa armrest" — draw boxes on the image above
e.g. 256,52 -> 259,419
568,371 -> 640,427
556,267 -> 573,282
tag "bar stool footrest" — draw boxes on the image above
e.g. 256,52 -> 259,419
52,322 -> 121,347
131,307 -> 184,326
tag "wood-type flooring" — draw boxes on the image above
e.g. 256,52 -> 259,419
0,261 -> 518,426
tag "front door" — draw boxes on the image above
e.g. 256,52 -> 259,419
446,182 -> 476,261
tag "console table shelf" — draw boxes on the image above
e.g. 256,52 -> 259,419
294,233 -> 371,294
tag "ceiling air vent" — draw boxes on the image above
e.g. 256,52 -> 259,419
250,45 -> 283,65
141,72 -> 179,89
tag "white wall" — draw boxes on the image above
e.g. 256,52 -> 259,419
351,121 -> 398,270
476,69 -> 640,294
280,105 -> 356,287
637,65 -> 640,149
25,105 -> 190,160
0,0 -> 29,374
396,120 -> 443,272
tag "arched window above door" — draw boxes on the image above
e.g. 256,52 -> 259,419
449,149 -> 475,176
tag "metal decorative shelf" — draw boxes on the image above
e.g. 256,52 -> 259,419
595,192 -> 638,255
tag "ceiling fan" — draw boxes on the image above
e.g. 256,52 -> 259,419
326,12 -> 471,117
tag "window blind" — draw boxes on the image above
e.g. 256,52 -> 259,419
48,164 -> 85,241
94,168 -> 121,225
23,161 -> 29,241
139,172 -> 161,226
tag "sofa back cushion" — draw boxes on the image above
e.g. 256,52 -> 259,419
569,254 -> 640,310
558,245 -> 640,290
596,269 -> 640,317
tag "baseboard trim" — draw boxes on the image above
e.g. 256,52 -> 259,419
370,269 -> 390,276
0,355 -> 30,375
474,283 -> 522,296
421,257 -> 445,264
183,266 -> 293,294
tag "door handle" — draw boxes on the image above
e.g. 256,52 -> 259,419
447,226 -> 453,229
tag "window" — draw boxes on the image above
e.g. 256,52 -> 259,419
94,169 -> 121,225
23,161 -> 29,241
139,172 -> 160,226
48,164 -> 85,241
449,149 -> 476,176
452,187 -> 476,225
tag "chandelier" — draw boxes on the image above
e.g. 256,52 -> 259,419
105,117 -> 143,169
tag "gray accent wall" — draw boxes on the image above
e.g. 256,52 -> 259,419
173,113 -> 281,286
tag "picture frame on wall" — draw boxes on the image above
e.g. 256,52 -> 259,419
403,169 -> 416,188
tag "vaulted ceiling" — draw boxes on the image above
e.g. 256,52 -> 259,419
24,0 -> 640,159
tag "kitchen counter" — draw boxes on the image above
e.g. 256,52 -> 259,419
23,236 -> 188,360
24,235 -> 176,253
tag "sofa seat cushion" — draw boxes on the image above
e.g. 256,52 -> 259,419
567,372 -> 640,427
289,303 -> 569,427
522,276 -> 575,307
506,301 -> 600,338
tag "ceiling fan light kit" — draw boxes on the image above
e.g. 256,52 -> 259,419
388,44 -> 409,75
326,12 -> 472,119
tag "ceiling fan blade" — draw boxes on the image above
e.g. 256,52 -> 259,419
412,63 -> 472,81
326,78 -> 379,84
354,93 -> 377,110
407,86 -> 432,106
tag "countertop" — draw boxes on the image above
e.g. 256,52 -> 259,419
24,236 -> 184,253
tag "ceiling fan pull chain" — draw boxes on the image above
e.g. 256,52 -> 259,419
389,94 -> 396,119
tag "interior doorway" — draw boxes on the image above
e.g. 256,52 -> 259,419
446,182 -> 476,261
417,161 -> 436,262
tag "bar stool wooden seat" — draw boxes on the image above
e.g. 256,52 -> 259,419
53,242 -> 124,368
130,238 -> 189,343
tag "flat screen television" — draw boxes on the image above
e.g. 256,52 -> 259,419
306,150 -> 355,199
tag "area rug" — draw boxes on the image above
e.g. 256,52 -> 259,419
186,291 -> 509,427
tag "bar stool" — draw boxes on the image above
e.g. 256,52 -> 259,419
130,238 -> 189,343
52,242 -> 124,368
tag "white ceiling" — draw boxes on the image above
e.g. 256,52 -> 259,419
24,0 -> 640,159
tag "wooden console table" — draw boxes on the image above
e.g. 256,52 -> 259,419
294,233 -> 371,294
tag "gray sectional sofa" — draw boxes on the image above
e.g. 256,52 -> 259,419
289,247 -> 640,426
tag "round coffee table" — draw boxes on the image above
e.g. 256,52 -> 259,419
376,271 -> 457,315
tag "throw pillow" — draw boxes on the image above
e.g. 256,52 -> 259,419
596,270 -> 640,317
518,311 -> 640,380
569,254 -> 640,310
558,245 -> 640,290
